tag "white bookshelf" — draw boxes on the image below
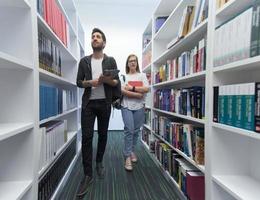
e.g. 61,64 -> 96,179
38,131 -> 77,177
213,55 -> 260,74
37,14 -> 77,62
39,68 -> 76,87
0,51 -> 33,70
143,124 -> 152,131
0,0 -> 84,199
208,0 -> 260,199
153,108 -> 205,125
153,0 -> 194,41
142,63 -> 152,73
0,123 -> 34,141
153,19 -> 208,64
142,139 -> 187,200
143,0 -> 207,199
146,0 -> 260,199
212,175 -> 260,200
153,132 -> 205,172
0,181 -> 33,200
215,0 -> 255,26
153,70 -> 206,87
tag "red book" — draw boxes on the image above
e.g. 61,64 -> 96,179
128,81 -> 143,87
187,171 -> 205,200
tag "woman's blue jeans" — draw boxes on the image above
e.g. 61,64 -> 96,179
121,107 -> 145,157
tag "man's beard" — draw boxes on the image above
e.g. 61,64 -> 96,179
92,44 -> 103,51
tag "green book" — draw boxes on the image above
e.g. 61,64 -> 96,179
243,83 -> 255,130
235,84 -> 243,128
218,86 -> 226,124
226,85 -> 234,126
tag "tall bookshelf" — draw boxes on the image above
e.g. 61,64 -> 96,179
0,0 -> 84,199
142,0 -> 260,199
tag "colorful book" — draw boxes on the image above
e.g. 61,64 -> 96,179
128,81 -> 143,87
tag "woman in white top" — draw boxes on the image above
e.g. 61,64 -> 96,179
121,54 -> 149,171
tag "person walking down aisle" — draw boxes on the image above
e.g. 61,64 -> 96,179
121,54 -> 149,171
76,28 -> 119,197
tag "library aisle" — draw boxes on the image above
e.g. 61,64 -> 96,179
59,131 -> 180,200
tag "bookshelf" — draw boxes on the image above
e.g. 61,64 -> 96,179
143,0 -> 206,199
143,0 -> 260,200
0,0 -> 84,199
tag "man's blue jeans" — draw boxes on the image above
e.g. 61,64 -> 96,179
121,107 -> 145,157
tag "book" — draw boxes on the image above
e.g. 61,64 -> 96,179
103,69 -> 120,77
187,171 -> 205,200
128,81 -> 143,87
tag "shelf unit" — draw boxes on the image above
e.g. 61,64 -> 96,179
143,0 -> 260,199
0,0 -> 84,199
144,0 -> 206,199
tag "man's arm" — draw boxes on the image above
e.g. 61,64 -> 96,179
99,75 -> 118,86
76,59 -> 86,88
76,59 -> 100,88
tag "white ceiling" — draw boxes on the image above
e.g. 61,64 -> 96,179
74,0 -> 158,7
74,0 -> 160,31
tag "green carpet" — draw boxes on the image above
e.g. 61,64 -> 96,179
58,131 -> 181,200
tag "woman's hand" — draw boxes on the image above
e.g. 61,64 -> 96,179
135,93 -> 144,99
124,84 -> 133,91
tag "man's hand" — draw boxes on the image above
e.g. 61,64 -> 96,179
90,79 -> 101,87
98,74 -> 113,84
82,79 -> 100,87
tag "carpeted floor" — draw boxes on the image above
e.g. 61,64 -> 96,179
58,131 -> 181,200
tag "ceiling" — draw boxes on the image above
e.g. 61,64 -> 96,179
74,0 -> 160,31
74,0 -> 158,7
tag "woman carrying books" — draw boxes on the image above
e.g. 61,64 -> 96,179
120,54 -> 149,171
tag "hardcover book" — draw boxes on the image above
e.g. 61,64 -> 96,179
128,81 -> 143,87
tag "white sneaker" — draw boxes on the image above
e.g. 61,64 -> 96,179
125,157 -> 133,171
131,152 -> 137,163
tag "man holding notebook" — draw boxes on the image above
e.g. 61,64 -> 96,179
76,28 -> 119,197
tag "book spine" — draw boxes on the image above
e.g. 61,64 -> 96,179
213,86 -> 219,122
255,82 -> 260,132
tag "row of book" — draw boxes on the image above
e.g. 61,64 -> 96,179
167,0 -> 208,49
214,3 -> 260,67
142,50 -> 152,69
38,136 -> 76,200
37,0 -> 69,46
153,115 -> 204,165
216,0 -> 230,9
154,87 -> 205,119
155,38 -> 206,84
144,109 -> 151,127
38,32 -> 62,77
154,141 -> 205,200
213,82 -> 260,132
39,120 -> 68,171
40,84 -> 77,120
